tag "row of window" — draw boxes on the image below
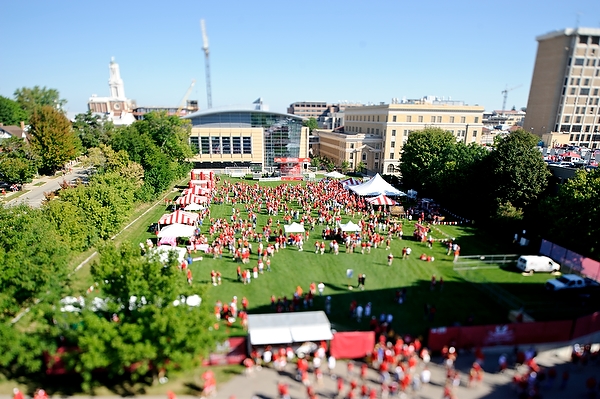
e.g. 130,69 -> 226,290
346,114 -> 478,124
569,134 -> 600,142
560,123 -> 600,133
577,35 -> 600,45
190,136 -> 252,155
563,86 -> 600,96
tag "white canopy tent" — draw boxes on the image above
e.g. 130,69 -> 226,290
348,173 -> 406,196
184,202 -> 205,211
157,223 -> 196,238
324,171 -> 346,178
284,222 -> 305,234
339,221 -> 361,232
247,311 -> 333,346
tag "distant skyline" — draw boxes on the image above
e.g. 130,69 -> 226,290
2,0 -> 600,116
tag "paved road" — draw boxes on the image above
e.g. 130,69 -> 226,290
4,166 -> 89,208
208,345 -> 598,399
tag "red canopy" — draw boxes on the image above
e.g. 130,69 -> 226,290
182,186 -> 211,196
158,210 -> 199,225
366,194 -> 398,206
175,194 -> 209,206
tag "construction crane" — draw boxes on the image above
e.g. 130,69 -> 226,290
501,84 -> 522,114
200,19 -> 212,109
176,79 -> 196,115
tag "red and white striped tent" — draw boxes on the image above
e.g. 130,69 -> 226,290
182,186 -> 211,196
341,177 -> 361,187
175,193 -> 209,206
158,210 -> 199,226
189,179 -> 215,189
366,194 -> 398,206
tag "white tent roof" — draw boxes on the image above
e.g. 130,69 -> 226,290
247,311 -> 333,346
339,221 -> 361,232
157,223 -> 196,238
284,222 -> 305,233
349,173 -> 406,196
324,171 -> 346,178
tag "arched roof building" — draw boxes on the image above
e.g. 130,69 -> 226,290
183,103 -> 309,171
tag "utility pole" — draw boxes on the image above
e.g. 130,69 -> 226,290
200,19 -> 212,109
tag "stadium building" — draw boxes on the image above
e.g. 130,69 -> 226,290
183,100 -> 310,176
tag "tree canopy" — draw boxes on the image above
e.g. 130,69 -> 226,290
28,105 -> 79,174
14,86 -> 66,118
303,117 -> 318,132
53,242 -> 220,387
0,95 -> 28,125
73,111 -> 116,150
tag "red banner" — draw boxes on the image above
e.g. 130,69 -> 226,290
330,331 -> 375,359
274,157 -> 311,163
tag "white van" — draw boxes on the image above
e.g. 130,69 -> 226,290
516,255 -> 560,273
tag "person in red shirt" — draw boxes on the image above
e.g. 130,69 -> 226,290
13,389 -> 24,399
360,363 -> 368,380
187,269 -> 193,285
241,297 -> 248,311
337,377 -> 344,396
277,382 -> 290,399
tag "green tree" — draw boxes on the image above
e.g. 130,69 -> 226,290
29,106 -> 79,174
0,136 -> 37,184
0,96 -> 28,125
59,173 -> 135,240
355,161 -> 366,174
537,168 -> 600,257
0,205 -> 70,319
43,200 -> 98,251
341,160 -> 350,174
399,127 -> 458,196
131,112 -> 193,163
0,157 -> 36,185
14,86 -> 66,117
487,129 -> 550,210
73,111 -> 115,150
56,242 -> 220,388
303,117 -> 318,132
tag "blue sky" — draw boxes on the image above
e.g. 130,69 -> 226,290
1,0 -> 600,116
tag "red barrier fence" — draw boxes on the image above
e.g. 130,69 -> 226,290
539,239 -> 600,281
428,312 -> 600,352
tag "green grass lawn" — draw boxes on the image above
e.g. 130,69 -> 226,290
66,176 -> 591,342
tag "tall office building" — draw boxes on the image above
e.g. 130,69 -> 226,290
524,28 -> 600,148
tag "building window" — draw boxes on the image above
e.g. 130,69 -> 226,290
387,164 -> 395,173
404,130 -> 409,136
564,115 -> 570,123
391,129 -> 396,136
377,116 -> 380,122
367,128 -> 370,134
407,116 -> 412,122
222,137 -> 231,154
199,136 -> 210,154
389,153 -> 394,159
460,116 -> 466,123
571,88 -> 577,95
437,116 -> 442,123
393,115 -> 397,122
449,116 -> 454,123
376,129 -> 379,134
581,88 -> 590,95
362,153 -> 367,162
232,137 -> 241,154
242,137 -> 252,154
431,116 -> 436,123
474,117 -> 479,123
418,116 -> 423,123
472,130 -> 477,137
390,141 -> 395,148
211,137 -> 221,154
374,162 -> 379,170
375,153 -> 379,159
350,152 -> 354,160
575,58 -> 585,66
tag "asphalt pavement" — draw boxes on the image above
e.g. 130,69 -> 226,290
3,165 -> 89,208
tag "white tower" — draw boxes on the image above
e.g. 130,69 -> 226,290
108,57 -> 126,99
